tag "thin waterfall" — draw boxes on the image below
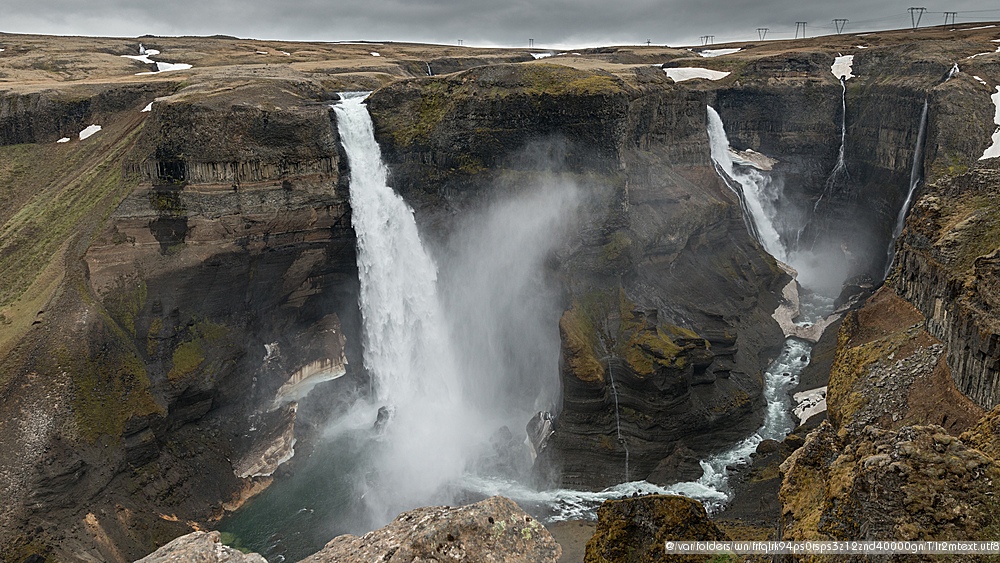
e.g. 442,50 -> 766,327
885,99 -> 929,277
606,360 -> 629,482
814,77 -> 849,211
425,62 -> 433,76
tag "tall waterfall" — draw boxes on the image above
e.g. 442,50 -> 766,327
333,93 -> 473,520
332,92 -> 580,526
885,99 -> 929,276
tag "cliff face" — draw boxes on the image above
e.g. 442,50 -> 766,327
367,63 -> 789,489
0,79 -> 365,562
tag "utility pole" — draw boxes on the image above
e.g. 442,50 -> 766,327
944,11 -> 957,25
458,39 -> 463,46
833,19 -> 848,34
646,39 -> 651,46
908,7 -> 926,29
757,27 -> 769,40
795,22 -> 807,39
529,38 -> 534,48
700,35 -> 709,46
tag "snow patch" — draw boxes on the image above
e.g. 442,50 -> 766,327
968,46 -> 1000,59
793,386 -> 827,425
831,54 -> 854,80
530,52 -> 554,59
56,137 -> 70,143
279,50 -> 291,56
370,52 -> 380,56
729,148 -> 778,171
141,102 -> 153,112
979,86 -> 1000,160
663,67 -> 730,82
255,50 -> 268,55
698,48 -> 741,57
78,125 -> 102,140
963,25 -> 996,31
137,61 -> 193,75
123,45 -> 192,75
974,75 -> 989,86
855,45 -> 868,49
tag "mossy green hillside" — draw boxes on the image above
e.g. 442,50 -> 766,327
0,124 -> 144,309
375,63 -> 627,148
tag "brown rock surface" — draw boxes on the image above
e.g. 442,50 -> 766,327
299,496 -> 561,563
584,495 -> 726,562
136,530 -> 267,563
781,422 -> 1000,542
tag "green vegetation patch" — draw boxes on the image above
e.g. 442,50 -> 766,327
936,193 -> 1000,274
372,63 -> 626,148
166,319 -> 233,382
0,124 -> 144,308
55,310 -> 162,443
563,288 -> 691,381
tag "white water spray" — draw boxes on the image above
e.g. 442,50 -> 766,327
885,99 -> 929,277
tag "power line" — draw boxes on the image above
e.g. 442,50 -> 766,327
943,12 -> 957,25
833,19 -> 848,34
757,27 -> 769,40
795,22 -> 808,39
908,7 -> 926,29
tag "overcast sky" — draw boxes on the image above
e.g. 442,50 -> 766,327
4,0 -> 1000,48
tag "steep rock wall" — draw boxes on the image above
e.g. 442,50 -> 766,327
367,63 -> 788,489
0,83 -> 366,562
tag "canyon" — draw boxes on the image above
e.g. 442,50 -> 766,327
1,22 -> 999,562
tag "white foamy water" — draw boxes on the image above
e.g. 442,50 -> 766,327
333,94 -> 473,520
464,337 -> 811,518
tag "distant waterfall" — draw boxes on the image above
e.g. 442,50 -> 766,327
885,99 -> 929,277
815,78 -> 849,211
706,106 -> 788,262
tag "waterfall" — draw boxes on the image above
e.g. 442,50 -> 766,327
706,106 -> 788,262
425,62 -> 433,76
885,99 -> 929,277
814,78 -> 849,212
333,92 -> 474,520
606,360 -> 629,482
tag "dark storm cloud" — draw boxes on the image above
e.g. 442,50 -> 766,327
4,0 -> 1000,47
